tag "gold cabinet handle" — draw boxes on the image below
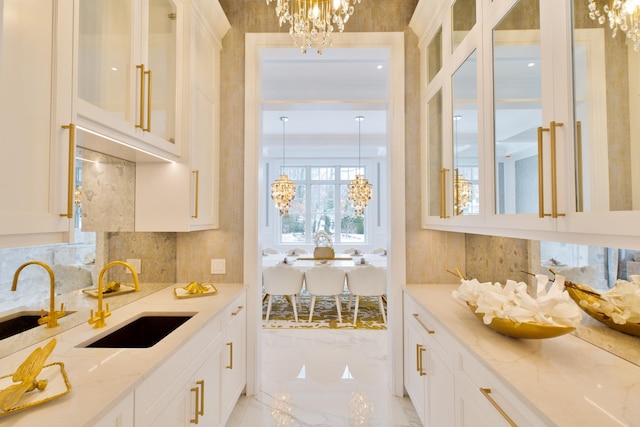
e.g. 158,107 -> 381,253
231,305 -> 244,316
415,343 -> 421,372
192,170 -> 199,218
413,313 -> 435,334
575,121 -> 584,212
190,385 -> 200,424
537,126 -> 549,218
136,64 -> 145,129
439,168 -> 450,218
196,380 -> 204,417
418,345 -> 427,376
479,388 -> 517,427
549,121 -> 564,218
145,69 -> 152,132
60,124 -> 75,218
226,342 -> 233,369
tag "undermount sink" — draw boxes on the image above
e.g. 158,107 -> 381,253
81,313 -> 195,348
0,311 -> 76,341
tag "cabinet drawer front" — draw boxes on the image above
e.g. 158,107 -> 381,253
405,292 -> 456,363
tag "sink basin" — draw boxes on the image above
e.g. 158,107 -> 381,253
81,314 -> 195,348
0,311 -> 76,341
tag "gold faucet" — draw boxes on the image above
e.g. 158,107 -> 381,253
88,261 -> 140,329
11,261 -> 66,329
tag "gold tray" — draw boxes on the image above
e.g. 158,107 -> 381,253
82,283 -> 137,298
174,283 -> 218,299
0,362 -> 71,417
466,303 -> 575,339
565,283 -> 640,338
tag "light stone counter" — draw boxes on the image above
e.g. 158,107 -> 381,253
406,284 -> 640,427
0,282 -> 246,426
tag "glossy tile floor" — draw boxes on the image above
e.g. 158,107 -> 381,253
226,329 -> 421,427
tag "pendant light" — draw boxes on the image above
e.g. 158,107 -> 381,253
347,116 -> 373,216
271,117 -> 296,216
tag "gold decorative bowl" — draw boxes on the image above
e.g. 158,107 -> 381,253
564,283 -> 640,338
466,303 -> 575,339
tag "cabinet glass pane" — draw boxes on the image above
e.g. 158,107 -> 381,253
428,28 -> 442,83
451,0 -> 476,52
148,0 -> 177,143
493,0 -> 542,215
428,90 -> 444,217
78,0 -> 132,122
572,1 -> 640,212
453,51 -> 479,216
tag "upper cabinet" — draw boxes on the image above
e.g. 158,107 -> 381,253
412,0 -> 640,249
76,0 -> 182,160
0,0 -> 75,248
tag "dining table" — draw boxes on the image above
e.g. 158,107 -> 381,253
261,253 -> 387,271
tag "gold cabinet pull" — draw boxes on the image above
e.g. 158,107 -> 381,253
537,126 -> 549,218
192,170 -> 199,218
575,121 -> 584,212
226,342 -> 233,369
144,69 -> 152,132
439,168 -> 450,218
60,124 -> 75,218
196,380 -> 204,417
136,64 -> 145,129
413,313 -> 435,334
479,388 -> 517,427
549,121 -> 564,218
190,385 -> 200,424
231,305 -> 244,316
418,345 -> 427,376
415,343 -> 421,372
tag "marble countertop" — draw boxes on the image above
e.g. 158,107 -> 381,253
0,282 -> 246,426
406,284 -> 640,427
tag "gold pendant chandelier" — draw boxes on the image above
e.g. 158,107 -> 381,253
348,116 -> 372,217
271,117 -> 296,216
587,0 -> 640,50
266,0 -> 362,54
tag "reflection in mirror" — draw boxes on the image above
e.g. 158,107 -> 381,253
572,2 -> 639,212
493,0 -> 541,215
427,90 -> 444,218
452,50 -> 479,216
451,0 -> 476,53
427,27 -> 442,83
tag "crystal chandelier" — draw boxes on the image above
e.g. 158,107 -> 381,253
265,0 -> 362,54
454,169 -> 472,215
271,117 -> 296,216
348,116 -> 372,217
587,0 -> 640,50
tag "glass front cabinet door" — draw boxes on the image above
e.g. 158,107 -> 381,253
76,0 -> 180,159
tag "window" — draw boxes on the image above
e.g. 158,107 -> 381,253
279,165 -> 369,244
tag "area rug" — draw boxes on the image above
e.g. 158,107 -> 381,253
262,290 -> 387,330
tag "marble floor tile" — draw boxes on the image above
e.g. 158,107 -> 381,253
226,329 -> 421,427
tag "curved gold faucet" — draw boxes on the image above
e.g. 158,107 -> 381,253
12,261 -> 65,329
88,261 -> 140,329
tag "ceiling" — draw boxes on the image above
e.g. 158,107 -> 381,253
260,47 -> 390,159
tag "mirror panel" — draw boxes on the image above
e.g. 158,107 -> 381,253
452,50 -> 479,216
427,90 -> 444,218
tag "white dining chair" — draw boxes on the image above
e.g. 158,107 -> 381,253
346,265 -> 387,325
262,265 -> 304,322
305,265 -> 346,323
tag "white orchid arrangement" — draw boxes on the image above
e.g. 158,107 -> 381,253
312,230 -> 332,247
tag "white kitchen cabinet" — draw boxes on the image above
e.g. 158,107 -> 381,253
412,0 -> 640,248
135,0 -> 228,231
0,0 -> 75,249
221,295 -> 247,424
403,291 -> 546,427
92,392 -> 135,427
404,295 -> 454,427
76,0 -> 182,160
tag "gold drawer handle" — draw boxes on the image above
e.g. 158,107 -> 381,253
480,388 -> 517,427
412,313 -> 435,334
190,385 -> 200,424
226,342 -> 233,369
416,344 -> 427,376
231,305 -> 244,316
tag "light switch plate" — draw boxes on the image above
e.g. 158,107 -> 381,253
126,259 -> 141,274
211,259 -> 226,274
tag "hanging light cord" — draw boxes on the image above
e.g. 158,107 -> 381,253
281,116 -> 288,172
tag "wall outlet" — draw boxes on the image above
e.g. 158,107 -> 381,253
126,259 -> 141,274
210,259 -> 226,275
